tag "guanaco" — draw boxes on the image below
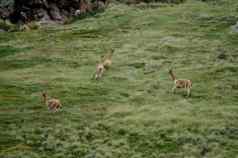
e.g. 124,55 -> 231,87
42,92 -> 62,112
169,69 -> 192,97
94,60 -> 105,80
102,49 -> 114,69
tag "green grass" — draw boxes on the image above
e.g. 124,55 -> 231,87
0,0 -> 238,157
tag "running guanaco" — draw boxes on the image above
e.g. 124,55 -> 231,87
42,92 -> 62,112
169,69 -> 192,97
94,58 -> 105,80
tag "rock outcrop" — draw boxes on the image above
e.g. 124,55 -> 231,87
0,0 -> 108,24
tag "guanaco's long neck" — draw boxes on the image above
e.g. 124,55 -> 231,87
169,71 -> 176,81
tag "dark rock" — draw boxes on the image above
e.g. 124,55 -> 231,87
97,1 -> 106,10
49,3 -> 63,21
128,62 -> 146,69
217,53 -> 227,60
201,145 -> 209,156
34,8 -> 49,20
0,6 -> 13,22
217,48 -> 227,60
1,0 -> 109,24
0,29 -> 6,32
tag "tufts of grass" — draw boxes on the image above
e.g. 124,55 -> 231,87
0,0 -> 238,158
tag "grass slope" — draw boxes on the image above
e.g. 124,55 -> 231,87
0,0 -> 238,157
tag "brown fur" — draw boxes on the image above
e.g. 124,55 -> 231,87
169,69 -> 192,97
42,92 -> 62,112
94,62 -> 105,80
93,49 -> 114,80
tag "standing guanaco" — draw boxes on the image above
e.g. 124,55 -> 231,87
42,92 -> 62,112
169,69 -> 192,97
102,49 -> 114,69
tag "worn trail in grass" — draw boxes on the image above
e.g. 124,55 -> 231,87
0,0 -> 238,157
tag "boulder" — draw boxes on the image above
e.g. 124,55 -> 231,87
49,3 -> 63,21
0,0 -> 109,24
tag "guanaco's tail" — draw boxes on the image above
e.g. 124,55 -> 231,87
169,69 -> 176,81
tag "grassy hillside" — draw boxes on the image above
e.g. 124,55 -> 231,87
0,0 -> 238,157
